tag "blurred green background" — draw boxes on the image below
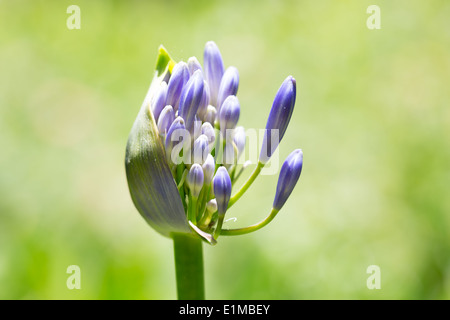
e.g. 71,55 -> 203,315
1,0 -> 449,299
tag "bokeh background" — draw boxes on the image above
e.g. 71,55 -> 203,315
1,0 -> 449,299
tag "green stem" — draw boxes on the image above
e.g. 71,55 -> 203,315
227,161 -> 265,208
187,193 -> 198,224
173,233 -> 205,300
220,208 -> 279,236
213,214 -> 225,239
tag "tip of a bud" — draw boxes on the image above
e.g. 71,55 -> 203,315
179,70 -> 205,130
167,61 -> 190,112
218,95 -> 240,133
187,56 -> 203,75
157,105 -> 175,135
217,66 -> 239,112
193,134 -> 210,164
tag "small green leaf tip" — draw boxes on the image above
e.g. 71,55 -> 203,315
155,45 -> 173,76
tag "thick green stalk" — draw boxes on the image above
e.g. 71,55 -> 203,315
173,233 -> 205,300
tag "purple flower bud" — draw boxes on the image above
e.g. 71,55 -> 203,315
151,81 -> 168,122
259,76 -> 297,164
187,163 -> 204,198
192,134 -> 210,164
202,154 -> 215,185
273,149 -> 303,210
178,70 -> 204,130
187,56 -> 203,75
201,122 -> 216,150
165,116 -> 187,163
204,105 -> 217,125
217,66 -> 239,113
166,62 -> 190,112
219,95 -> 240,133
233,126 -> 246,161
157,105 -> 175,135
197,81 -> 210,120
204,41 -> 225,107
213,166 -> 232,215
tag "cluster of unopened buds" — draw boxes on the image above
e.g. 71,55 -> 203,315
126,41 -> 303,244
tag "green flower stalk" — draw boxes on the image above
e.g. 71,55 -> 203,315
125,42 -> 303,300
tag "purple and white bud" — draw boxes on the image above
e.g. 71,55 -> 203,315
165,116 -> 187,163
197,81 -> 210,120
187,163 -> 204,198
204,105 -> 217,125
151,81 -> 168,122
166,61 -> 190,112
213,166 -> 232,215
218,95 -> 240,133
201,122 -> 216,150
157,105 -> 175,135
178,70 -> 204,130
203,41 -> 225,107
202,154 -> 215,185
233,126 -> 246,161
187,56 -> 202,75
259,76 -> 296,164
192,134 -> 210,164
273,149 -> 303,210
217,66 -> 239,113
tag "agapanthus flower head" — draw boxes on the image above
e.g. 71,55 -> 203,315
126,42 -> 303,245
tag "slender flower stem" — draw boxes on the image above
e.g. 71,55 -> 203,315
188,194 -> 198,224
173,233 -> 205,300
220,208 -> 280,236
227,161 -> 265,208
214,214 -> 225,239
